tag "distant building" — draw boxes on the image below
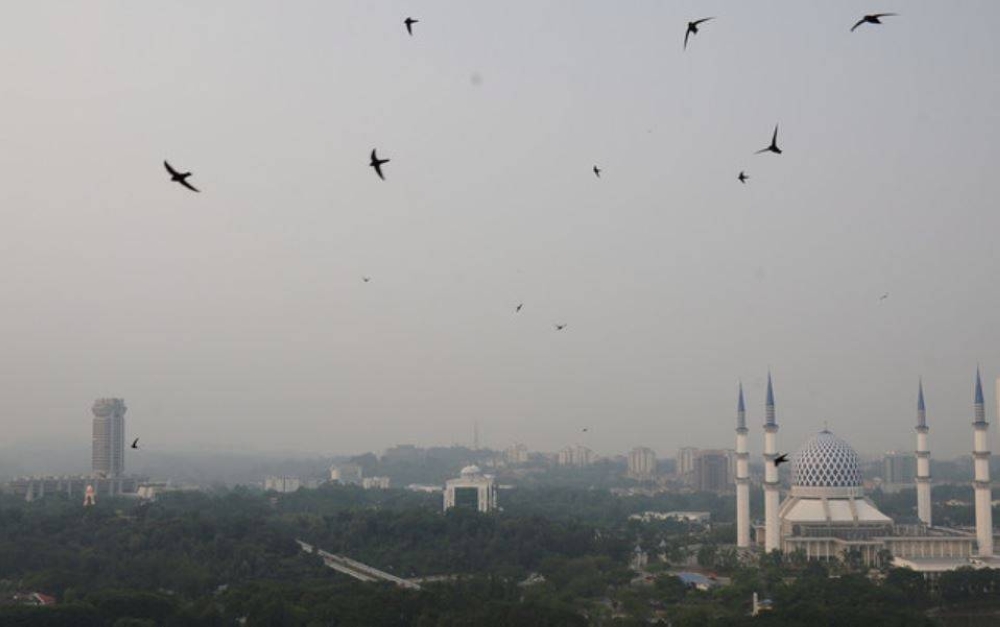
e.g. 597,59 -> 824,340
264,476 -> 300,493
558,445 -> 595,467
676,447 -> 697,478
4,474 -> 141,501
692,449 -> 734,492
883,451 -> 917,489
92,398 -> 126,478
443,465 -> 497,513
362,476 -> 391,489
330,463 -> 363,485
504,443 -> 530,465
629,511 -> 711,524
628,447 -> 658,480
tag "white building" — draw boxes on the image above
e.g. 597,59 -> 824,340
362,476 -> 391,489
627,447 -> 658,480
330,463 -> 363,485
558,445 -> 595,467
504,443 -> 530,465
443,465 -> 497,513
264,476 -> 301,493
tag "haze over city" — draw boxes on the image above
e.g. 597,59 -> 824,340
2,0 -> 999,460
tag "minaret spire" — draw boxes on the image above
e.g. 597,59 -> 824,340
735,380 -> 750,548
972,367 -> 993,556
915,378 -> 932,526
762,372 -> 780,553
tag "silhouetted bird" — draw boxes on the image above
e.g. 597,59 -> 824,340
738,171 -> 749,184
163,160 -> 199,192
774,453 -> 789,467
879,292 -> 889,301
851,13 -> 897,32
369,149 -> 389,180
684,17 -> 713,50
131,438 -> 140,450
755,125 -> 782,155
593,165 -> 601,178
515,303 -> 523,313
404,17 -> 418,36
555,323 -> 567,331
362,276 -> 371,283
582,428 -> 589,432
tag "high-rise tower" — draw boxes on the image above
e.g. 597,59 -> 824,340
972,369 -> 993,557
735,382 -> 751,548
92,398 -> 126,478
763,373 -> 780,552
915,379 -> 932,526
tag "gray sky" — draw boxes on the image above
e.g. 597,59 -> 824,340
1,1 -> 998,461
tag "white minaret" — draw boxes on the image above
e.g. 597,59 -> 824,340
736,382 -> 751,548
763,373 -> 780,553
973,369 -> 993,557
915,379 -> 932,527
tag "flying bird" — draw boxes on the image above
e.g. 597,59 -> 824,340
593,165 -> 601,178
163,160 -> 199,192
774,453 -> 789,467
362,276 -> 371,283
131,438 -> 140,450
879,292 -> 889,302
582,428 -> 589,433
554,323 -> 567,331
851,13 -> 897,32
738,171 -> 749,184
755,125 -> 782,155
684,17 -> 713,50
515,303 -> 523,313
369,149 -> 389,180
404,17 -> 418,36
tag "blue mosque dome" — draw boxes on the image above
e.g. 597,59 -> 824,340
791,430 -> 862,489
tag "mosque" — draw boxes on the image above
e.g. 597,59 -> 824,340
736,371 -> 1000,574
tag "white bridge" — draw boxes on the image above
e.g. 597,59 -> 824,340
296,540 -> 422,590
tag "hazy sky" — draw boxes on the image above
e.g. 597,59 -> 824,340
2,1 -> 999,461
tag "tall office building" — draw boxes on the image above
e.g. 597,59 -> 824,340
627,447 -> 658,480
92,398 -> 127,478
882,451 -> 917,486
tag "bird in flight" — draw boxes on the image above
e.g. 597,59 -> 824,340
554,323 -> 567,331
362,276 -> 371,283
369,149 -> 389,180
593,165 -> 601,178
738,171 -> 749,184
684,17 -> 713,50
404,17 -> 418,36
851,13 -> 897,32
515,303 -> 523,313
755,125 -> 782,155
131,438 -> 140,450
774,453 -> 789,467
879,292 -> 889,302
163,160 -> 199,192
582,428 -> 589,433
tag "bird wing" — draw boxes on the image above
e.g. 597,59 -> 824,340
373,163 -> 385,180
754,147 -> 771,154
164,160 -> 179,176
180,178 -> 200,193
771,125 -> 779,145
693,17 -> 714,26
850,18 -> 865,31
684,27 -> 691,50
370,149 -> 378,162
873,13 -> 897,18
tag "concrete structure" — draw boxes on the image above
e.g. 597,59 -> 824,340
676,447 -> 697,478
4,474 -> 141,501
915,379 -> 932,526
330,463 -> 363,485
627,447 -> 657,480
443,465 -> 497,513
362,476 -> 391,489
91,398 -> 126,478
693,449 -> 733,492
763,374 -> 781,553
264,476 -> 301,493
504,443 -> 530,465
882,451 -> 917,489
973,369 -> 993,557
736,382 -> 751,548
557,444 -> 595,467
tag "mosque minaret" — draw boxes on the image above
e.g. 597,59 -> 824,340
763,373 -> 780,553
973,368 -> 993,557
915,379 -> 932,527
735,382 -> 751,548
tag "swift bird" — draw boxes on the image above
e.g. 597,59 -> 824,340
515,303 -> 523,313
593,165 -> 601,178
362,276 -> 371,283
774,453 -> 789,467
404,17 -> 418,36
738,171 -> 749,184
163,160 -> 199,192
369,149 -> 389,180
851,13 -> 897,32
131,438 -> 140,450
755,125 -> 782,155
684,17 -> 714,50
582,428 -> 589,433
554,323 -> 567,331
879,292 -> 889,301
